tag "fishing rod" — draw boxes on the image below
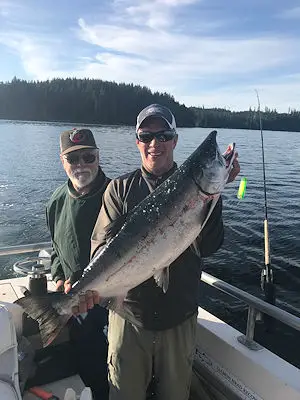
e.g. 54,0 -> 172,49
255,90 -> 276,321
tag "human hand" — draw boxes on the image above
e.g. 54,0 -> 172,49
227,152 -> 240,184
64,278 -> 100,315
55,279 -> 73,294
71,291 -> 100,316
55,280 -> 65,292
63,278 -> 72,294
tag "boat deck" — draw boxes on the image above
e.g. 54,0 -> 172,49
0,275 -> 56,303
0,275 -> 87,399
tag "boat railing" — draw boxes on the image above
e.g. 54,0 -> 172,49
201,271 -> 300,350
0,242 -> 52,256
1,242 -> 300,351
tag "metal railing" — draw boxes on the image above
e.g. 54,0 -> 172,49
1,242 -> 300,351
201,271 -> 300,350
0,242 -> 52,256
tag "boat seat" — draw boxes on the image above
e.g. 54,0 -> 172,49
0,304 -> 22,400
0,381 -> 20,400
0,301 -> 24,338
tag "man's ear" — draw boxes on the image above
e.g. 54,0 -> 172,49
173,134 -> 178,149
60,154 -> 65,167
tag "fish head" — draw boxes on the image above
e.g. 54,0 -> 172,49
192,130 -> 236,195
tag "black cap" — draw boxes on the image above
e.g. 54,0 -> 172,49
60,128 -> 98,155
136,104 -> 177,132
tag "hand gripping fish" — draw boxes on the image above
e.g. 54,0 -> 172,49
16,130 -> 237,346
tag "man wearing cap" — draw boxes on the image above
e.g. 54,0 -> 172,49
90,104 -> 240,400
46,128 -> 110,400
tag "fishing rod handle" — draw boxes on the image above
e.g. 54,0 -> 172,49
264,219 -> 270,265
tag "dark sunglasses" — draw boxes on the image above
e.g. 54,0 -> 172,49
136,129 -> 176,143
64,152 -> 97,165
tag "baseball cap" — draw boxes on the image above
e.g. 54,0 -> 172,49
60,128 -> 98,155
136,104 -> 177,132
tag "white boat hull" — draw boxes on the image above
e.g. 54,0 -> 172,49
0,274 -> 300,400
192,307 -> 300,400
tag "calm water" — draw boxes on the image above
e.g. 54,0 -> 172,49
1,120 -> 300,366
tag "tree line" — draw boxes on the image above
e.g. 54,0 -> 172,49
0,77 -> 299,132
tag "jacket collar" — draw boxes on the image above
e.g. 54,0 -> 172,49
141,162 -> 177,185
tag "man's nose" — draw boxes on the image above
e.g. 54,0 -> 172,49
149,137 -> 160,145
75,157 -> 84,166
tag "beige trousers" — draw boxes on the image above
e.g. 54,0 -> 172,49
107,311 -> 197,400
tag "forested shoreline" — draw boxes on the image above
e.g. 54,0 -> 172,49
1,77 -> 299,132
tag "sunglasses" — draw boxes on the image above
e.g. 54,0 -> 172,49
136,129 -> 176,143
64,152 -> 97,165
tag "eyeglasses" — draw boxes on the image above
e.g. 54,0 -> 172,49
64,152 -> 97,165
136,129 -> 176,143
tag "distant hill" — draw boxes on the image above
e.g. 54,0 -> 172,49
191,106 -> 300,132
0,77 -> 299,132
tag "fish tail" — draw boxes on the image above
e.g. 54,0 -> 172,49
15,292 -> 72,347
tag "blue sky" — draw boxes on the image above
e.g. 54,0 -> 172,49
0,0 -> 300,111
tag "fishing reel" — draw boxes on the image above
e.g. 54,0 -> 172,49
13,251 -> 51,296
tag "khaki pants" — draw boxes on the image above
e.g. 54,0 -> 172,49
107,311 -> 197,400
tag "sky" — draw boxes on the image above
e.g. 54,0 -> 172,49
0,0 -> 300,112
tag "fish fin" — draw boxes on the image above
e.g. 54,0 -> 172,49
201,197 -> 219,231
102,295 -> 143,328
191,241 -> 201,258
15,293 -> 71,347
153,267 -> 169,293
99,296 -> 124,310
115,296 -> 125,309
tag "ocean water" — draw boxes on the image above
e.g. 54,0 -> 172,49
1,120 -> 299,366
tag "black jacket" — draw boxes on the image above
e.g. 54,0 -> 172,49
91,165 -> 224,330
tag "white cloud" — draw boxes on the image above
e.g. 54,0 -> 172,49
158,0 -> 197,5
279,6 -> 300,19
74,19 -> 300,111
0,0 -> 20,16
2,15 -> 299,112
0,1 -> 300,112
126,4 -> 171,30
0,32 -> 62,80
114,0 -> 199,29
76,19 -> 297,78
178,76 -> 300,112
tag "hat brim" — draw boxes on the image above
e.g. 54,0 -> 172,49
136,116 -> 173,132
61,145 -> 98,155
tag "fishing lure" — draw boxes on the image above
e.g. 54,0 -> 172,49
237,177 -> 247,199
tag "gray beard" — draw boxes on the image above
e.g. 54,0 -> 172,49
70,168 -> 98,189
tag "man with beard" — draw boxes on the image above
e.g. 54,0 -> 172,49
46,128 -> 110,400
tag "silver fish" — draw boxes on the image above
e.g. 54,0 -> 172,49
17,130 -> 236,346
